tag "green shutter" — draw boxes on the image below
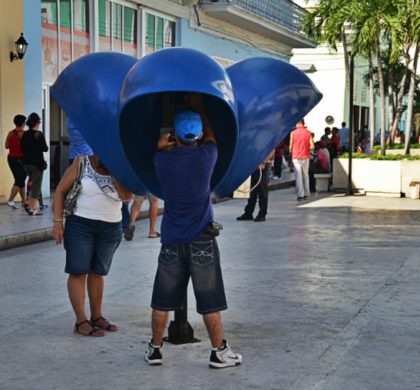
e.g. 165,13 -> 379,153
59,0 -> 71,29
147,14 -> 155,48
156,17 -> 164,49
124,7 -> 135,42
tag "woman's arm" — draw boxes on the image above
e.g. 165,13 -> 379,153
38,131 -> 49,152
111,177 -> 133,202
5,131 -> 12,149
52,158 -> 80,245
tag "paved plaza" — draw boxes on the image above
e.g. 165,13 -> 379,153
1,188 -> 420,389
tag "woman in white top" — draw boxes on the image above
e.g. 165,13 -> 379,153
53,155 -> 132,337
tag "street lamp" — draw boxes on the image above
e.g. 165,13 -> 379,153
347,43 -> 355,195
10,33 -> 29,62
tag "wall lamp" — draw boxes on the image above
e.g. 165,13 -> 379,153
10,33 -> 29,62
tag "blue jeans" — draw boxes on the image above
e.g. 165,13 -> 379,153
151,235 -> 228,314
64,215 -> 122,275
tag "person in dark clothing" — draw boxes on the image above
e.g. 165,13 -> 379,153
236,150 -> 274,222
5,114 -> 27,208
21,112 -> 48,216
145,94 -> 242,369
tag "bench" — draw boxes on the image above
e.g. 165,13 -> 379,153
314,173 -> 332,192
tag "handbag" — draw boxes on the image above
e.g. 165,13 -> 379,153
63,156 -> 86,217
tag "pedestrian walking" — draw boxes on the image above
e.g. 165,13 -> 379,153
5,114 -> 27,209
236,150 -> 274,222
145,94 -> 242,368
52,154 -> 132,337
21,113 -> 48,215
124,194 -> 160,241
290,119 -> 314,201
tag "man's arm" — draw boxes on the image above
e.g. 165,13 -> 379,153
289,132 -> 294,154
309,135 -> 315,150
187,94 -> 216,144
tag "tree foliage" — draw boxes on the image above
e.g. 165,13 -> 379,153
303,0 -> 420,156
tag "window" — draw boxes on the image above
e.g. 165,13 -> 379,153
42,0 -> 90,82
124,6 -> 137,56
146,13 -> 175,54
99,0 -> 112,51
99,0 -> 138,54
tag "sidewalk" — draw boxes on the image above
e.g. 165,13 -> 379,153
0,171 -> 295,250
2,187 -> 420,389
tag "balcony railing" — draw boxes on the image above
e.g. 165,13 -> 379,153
199,0 -> 307,36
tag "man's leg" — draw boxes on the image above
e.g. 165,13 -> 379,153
238,169 -> 258,220
301,159 -> 311,197
255,167 -> 269,220
293,159 -> 304,199
148,197 -> 159,237
151,309 -> 169,346
203,311 -> 223,348
130,199 -> 143,225
204,311 -> 242,368
124,199 -> 142,241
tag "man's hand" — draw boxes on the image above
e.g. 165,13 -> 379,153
157,132 -> 177,150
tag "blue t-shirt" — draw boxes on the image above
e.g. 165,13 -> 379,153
154,142 -> 218,245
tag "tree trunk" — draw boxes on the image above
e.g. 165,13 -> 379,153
391,48 -> 410,144
404,44 -> 420,155
387,43 -> 395,146
376,37 -> 387,155
368,51 -> 376,149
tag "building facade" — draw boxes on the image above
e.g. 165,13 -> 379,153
0,0 -> 314,201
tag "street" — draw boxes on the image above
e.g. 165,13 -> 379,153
1,188 -> 420,390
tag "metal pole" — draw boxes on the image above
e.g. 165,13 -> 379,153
164,290 -> 200,345
347,53 -> 354,196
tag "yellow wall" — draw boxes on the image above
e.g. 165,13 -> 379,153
0,0 -> 24,203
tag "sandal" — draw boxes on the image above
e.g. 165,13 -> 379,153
148,232 -> 161,239
91,316 -> 118,332
74,320 -> 104,337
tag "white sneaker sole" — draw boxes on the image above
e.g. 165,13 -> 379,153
144,356 -> 163,366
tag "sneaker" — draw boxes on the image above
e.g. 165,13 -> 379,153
124,224 -> 136,241
145,341 -> 163,366
297,197 -> 304,201
39,205 -> 49,211
7,201 -> 18,209
236,213 -> 253,221
254,215 -> 266,222
209,340 -> 242,369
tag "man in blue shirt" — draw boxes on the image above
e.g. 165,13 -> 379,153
145,94 -> 242,369
339,121 -> 350,152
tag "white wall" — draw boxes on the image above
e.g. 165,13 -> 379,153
291,45 -> 346,140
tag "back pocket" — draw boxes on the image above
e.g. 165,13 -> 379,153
158,244 -> 180,266
190,240 -> 214,267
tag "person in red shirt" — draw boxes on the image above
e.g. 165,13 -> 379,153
5,114 -> 27,209
289,119 -> 314,201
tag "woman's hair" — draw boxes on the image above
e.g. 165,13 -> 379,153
26,112 -> 41,129
13,114 -> 26,127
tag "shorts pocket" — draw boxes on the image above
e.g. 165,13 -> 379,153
190,240 -> 214,267
158,244 -> 180,266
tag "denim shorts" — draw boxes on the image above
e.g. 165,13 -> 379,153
64,215 -> 122,275
151,235 -> 228,315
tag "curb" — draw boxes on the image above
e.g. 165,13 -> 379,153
0,179 -> 294,251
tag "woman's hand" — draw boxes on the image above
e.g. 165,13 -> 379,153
52,221 -> 64,245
